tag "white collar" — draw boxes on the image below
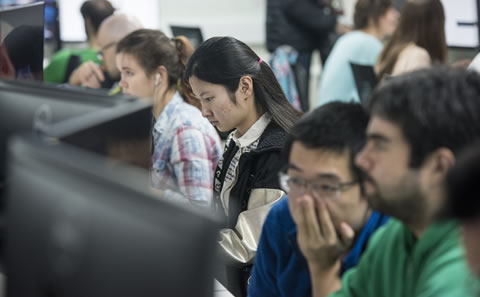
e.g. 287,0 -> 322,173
232,113 -> 271,148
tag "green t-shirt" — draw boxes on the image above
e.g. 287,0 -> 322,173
330,219 -> 476,297
44,48 -> 100,83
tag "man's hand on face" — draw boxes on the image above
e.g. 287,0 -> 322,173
68,61 -> 105,88
292,195 -> 355,270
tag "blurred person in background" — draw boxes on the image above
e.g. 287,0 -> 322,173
186,36 -> 302,297
44,0 -> 115,83
68,13 -> 142,90
375,0 -> 446,80
266,0 -> 349,111
316,0 -> 398,106
2,25 -> 43,80
115,29 -> 222,208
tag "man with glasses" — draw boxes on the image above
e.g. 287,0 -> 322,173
44,0 -> 115,84
68,14 -> 142,90
248,102 -> 388,297
308,67 -> 478,297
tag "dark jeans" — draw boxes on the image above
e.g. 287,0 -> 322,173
295,50 -> 312,111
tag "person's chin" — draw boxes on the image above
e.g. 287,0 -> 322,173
362,180 -> 376,195
362,181 -> 382,205
213,122 -> 227,131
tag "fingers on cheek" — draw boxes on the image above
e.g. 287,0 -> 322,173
296,196 -> 314,208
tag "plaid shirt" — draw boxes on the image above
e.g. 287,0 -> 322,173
151,92 -> 222,208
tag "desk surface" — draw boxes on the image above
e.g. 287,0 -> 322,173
0,274 -> 232,296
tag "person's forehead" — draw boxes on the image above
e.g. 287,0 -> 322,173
190,76 -> 225,95
116,52 -> 138,64
289,143 -> 352,178
367,116 -> 404,141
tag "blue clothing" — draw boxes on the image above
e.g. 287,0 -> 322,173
269,45 -> 303,111
248,196 -> 388,297
316,31 -> 382,106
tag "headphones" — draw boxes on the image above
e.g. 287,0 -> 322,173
154,73 -> 160,86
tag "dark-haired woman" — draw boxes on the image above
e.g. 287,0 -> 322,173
116,29 -> 222,208
186,36 -> 302,296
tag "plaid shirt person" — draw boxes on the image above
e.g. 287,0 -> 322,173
151,92 -> 222,208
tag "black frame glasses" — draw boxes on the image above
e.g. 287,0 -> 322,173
278,171 -> 358,199
96,41 -> 117,62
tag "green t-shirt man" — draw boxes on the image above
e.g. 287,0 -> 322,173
44,48 -> 100,83
330,219 -> 476,297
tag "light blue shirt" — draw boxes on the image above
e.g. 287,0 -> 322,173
316,31 -> 382,106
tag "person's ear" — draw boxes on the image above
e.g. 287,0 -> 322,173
238,76 -> 253,98
423,148 -> 455,185
154,66 -> 167,87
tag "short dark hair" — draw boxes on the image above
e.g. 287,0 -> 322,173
283,102 -> 370,181
80,0 -> 115,34
185,36 -> 302,133
369,66 -> 480,168
354,0 -> 393,29
446,143 -> 480,221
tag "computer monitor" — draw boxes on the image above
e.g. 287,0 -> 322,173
46,96 -> 153,169
5,134 -> 219,297
42,0 -> 60,45
350,62 -> 378,107
0,2 -> 44,80
0,78 -> 139,183
170,25 -> 204,49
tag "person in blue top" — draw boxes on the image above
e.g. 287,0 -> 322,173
316,0 -> 399,106
248,102 -> 388,297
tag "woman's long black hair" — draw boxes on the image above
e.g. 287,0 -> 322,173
185,36 -> 302,132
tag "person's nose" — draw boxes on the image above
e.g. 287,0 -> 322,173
119,76 -> 127,90
200,103 -> 212,118
355,144 -> 372,172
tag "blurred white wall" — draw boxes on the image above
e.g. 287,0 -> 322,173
58,0 -> 265,45
159,0 -> 266,45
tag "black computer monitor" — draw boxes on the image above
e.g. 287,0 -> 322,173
0,78 -> 153,264
350,62 -> 378,107
0,2 -> 44,80
42,0 -> 60,47
0,78 -> 139,183
170,25 -> 204,49
46,96 -> 153,169
5,134 -> 219,297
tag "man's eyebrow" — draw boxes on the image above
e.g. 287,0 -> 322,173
367,133 -> 390,142
314,173 -> 340,180
286,164 -> 302,172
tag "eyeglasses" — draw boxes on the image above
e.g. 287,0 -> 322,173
96,41 -> 117,62
278,172 -> 358,199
